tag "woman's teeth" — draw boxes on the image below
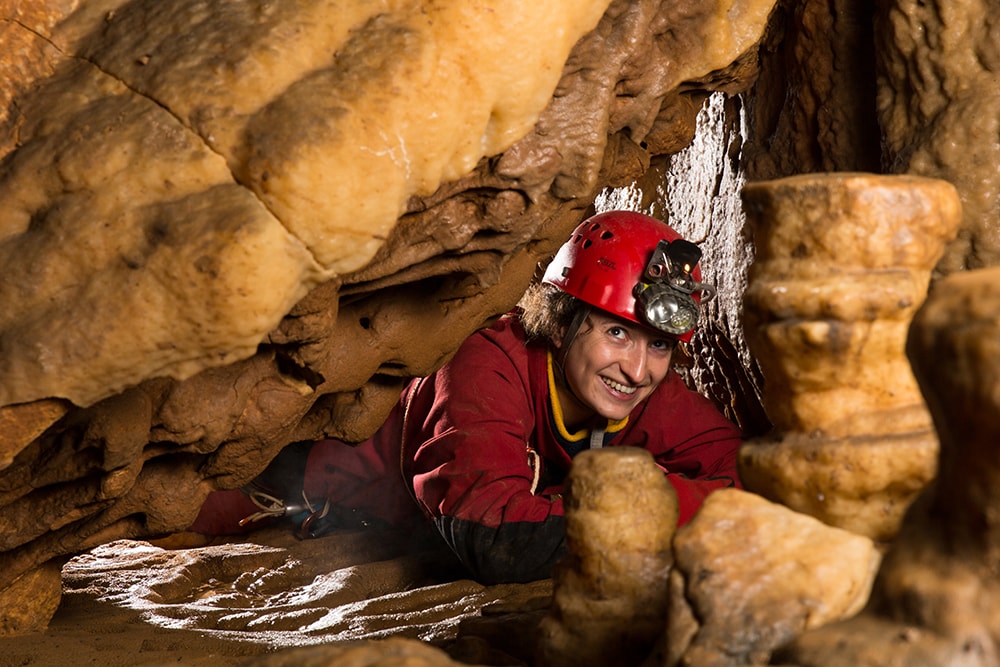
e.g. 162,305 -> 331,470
603,378 -> 636,395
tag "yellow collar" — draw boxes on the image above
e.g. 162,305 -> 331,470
546,350 -> 628,442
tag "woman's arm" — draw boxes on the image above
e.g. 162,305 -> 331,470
637,374 -> 744,525
402,331 -> 568,584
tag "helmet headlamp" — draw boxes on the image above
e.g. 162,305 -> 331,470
633,239 -> 716,336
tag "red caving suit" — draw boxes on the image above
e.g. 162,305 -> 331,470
297,313 -> 743,583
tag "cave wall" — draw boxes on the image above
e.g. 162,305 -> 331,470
745,0 -> 1000,274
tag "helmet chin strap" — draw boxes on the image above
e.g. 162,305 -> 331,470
553,305 -> 594,421
557,304 -> 590,369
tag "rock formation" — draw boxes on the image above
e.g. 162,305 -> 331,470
663,488 -> 881,666
0,0 -> 776,633
745,0 -> 1000,274
237,639 -> 477,667
875,0 -> 1000,275
535,454 -> 882,667
774,266 -> 1000,667
738,173 -> 961,542
536,447 -> 678,667
2,0 -> 1000,663
1,0 -> 616,409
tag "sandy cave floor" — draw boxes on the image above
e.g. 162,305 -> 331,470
0,525 -> 552,667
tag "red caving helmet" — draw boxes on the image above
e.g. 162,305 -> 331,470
541,210 -> 715,343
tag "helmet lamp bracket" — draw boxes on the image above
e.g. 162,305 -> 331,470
633,239 -> 716,336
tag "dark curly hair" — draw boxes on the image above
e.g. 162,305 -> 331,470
517,282 -> 585,343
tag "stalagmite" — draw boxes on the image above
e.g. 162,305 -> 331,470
738,173 -> 962,541
535,447 -> 678,667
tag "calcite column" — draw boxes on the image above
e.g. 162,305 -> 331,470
535,447 -> 677,667
775,266 -> 1000,666
738,173 -> 961,541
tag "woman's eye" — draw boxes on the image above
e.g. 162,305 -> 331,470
607,326 -> 625,339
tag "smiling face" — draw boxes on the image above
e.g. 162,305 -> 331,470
554,309 -> 676,429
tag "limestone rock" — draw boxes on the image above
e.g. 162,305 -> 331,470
0,0 -> 74,158
0,0 -> 614,410
663,488 -> 880,666
774,613 -> 995,667
746,0 -> 1000,278
742,173 -> 959,436
739,172 -> 961,540
0,399 -> 70,471
0,0 -> 776,635
738,430 -> 937,542
0,558 -> 63,635
775,266 -> 1000,666
57,530 -> 553,644
241,637 -> 477,667
744,0 -> 882,180
876,0 -> 1000,274
536,447 -> 678,667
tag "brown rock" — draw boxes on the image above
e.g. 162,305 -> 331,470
742,172 -> 960,435
876,0 -> 1000,274
0,0 -> 76,159
0,0 -> 614,410
235,637 -> 479,667
536,447 -> 678,667
0,64 -> 329,408
739,172 -> 961,540
738,429 -> 938,542
663,488 -> 880,666
0,558 -> 63,636
774,614 -> 990,667
744,0 -> 882,180
775,265 -> 1000,666
0,398 -> 71,471
0,0 -> 774,635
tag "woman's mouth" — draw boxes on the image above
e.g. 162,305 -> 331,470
602,377 -> 637,395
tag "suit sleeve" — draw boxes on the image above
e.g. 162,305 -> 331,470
640,375 -> 744,525
401,335 -> 566,584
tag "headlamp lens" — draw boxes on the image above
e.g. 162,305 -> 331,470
638,284 -> 699,335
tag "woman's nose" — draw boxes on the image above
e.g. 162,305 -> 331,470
620,345 -> 647,382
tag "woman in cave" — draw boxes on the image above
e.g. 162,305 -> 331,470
190,210 -> 743,584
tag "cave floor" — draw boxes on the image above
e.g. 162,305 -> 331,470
0,525 -> 551,666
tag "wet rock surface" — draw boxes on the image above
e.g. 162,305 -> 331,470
1,526 -> 552,666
